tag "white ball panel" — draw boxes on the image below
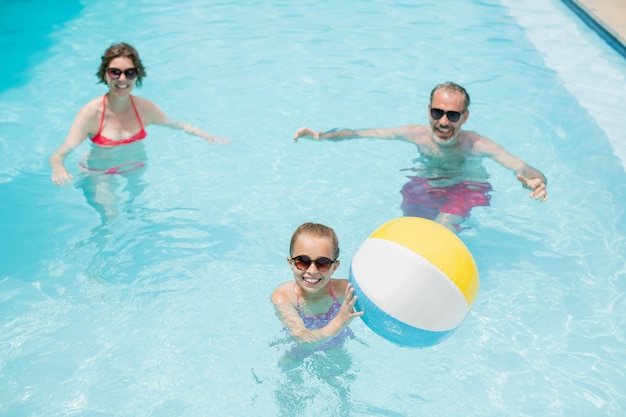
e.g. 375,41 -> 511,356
351,238 -> 469,331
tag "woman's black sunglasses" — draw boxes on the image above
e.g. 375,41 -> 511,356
107,67 -> 138,80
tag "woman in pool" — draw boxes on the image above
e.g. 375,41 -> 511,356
49,42 -> 228,218
271,222 -> 363,349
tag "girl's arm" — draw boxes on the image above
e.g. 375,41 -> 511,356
271,281 -> 362,345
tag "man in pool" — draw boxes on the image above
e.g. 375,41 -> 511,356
292,81 -> 548,232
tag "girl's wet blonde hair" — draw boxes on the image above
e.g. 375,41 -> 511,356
289,222 -> 340,259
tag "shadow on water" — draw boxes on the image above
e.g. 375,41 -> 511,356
0,170 -> 65,278
0,168 -> 241,281
73,210 -> 241,285
0,0 -> 84,92
273,348 -> 358,417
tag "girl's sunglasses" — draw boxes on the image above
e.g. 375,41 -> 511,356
430,108 -> 462,122
106,67 -> 138,80
291,255 -> 337,272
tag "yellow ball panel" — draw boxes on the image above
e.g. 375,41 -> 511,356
369,217 -> 479,306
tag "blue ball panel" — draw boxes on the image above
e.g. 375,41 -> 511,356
350,269 -> 456,348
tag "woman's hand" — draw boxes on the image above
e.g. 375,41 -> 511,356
51,166 -> 74,186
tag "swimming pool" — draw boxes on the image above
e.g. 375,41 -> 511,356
1,0 -> 625,415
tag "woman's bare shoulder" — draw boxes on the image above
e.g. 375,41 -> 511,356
72,96 -> 105,129
131,95 -> 166,124
78,95 -> 104,113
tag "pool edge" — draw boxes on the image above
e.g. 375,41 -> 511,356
563,0 -> 626,58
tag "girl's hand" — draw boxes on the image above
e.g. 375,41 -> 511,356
339,283 -> 364,323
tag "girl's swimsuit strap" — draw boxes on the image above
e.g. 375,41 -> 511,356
293,281 -> 338,310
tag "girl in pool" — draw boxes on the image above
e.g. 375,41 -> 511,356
271,222 -> 363,349
49,42 -> 229,187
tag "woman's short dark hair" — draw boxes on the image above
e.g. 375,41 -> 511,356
96,42 -> 146,87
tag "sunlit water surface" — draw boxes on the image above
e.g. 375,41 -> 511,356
1,0 -> 626,416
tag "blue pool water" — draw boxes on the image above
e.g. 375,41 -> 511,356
1,0 -> 626,416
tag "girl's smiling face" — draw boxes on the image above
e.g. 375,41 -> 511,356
288,234 -> 339,295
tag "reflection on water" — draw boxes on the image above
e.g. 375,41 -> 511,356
399,154 -> 492,229
408,153 -> 490,184
2,0 -> 626,414
75,142 -> 148,221
71,208 -> 241,286
274,348 -> 357,417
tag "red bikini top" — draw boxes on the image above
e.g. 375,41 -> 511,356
90,94 -> 147,146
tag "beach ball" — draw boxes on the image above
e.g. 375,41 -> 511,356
349,217 -> 479,348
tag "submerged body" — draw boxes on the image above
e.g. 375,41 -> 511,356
399,153 -> 493,230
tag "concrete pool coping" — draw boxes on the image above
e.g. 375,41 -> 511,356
566,0 -> 626,56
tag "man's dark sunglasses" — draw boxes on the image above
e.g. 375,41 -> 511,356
291,255 -> 337,272
430,108 -> 463,122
